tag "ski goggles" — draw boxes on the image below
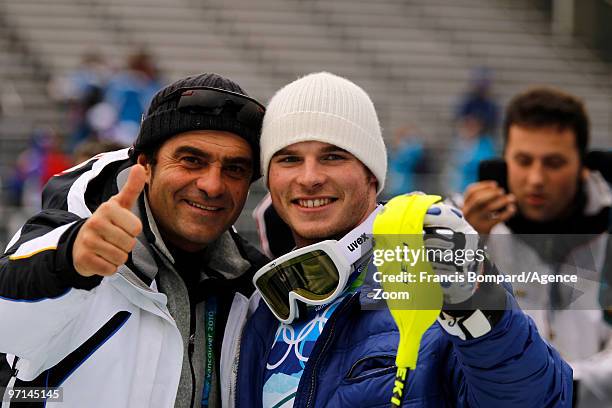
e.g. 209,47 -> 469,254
253,205 -> 383,323
174,86 -> 265,130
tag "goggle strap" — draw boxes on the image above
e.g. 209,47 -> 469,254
338,205 -> 384,265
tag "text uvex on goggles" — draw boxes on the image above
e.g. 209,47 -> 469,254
253,205 -> 383,324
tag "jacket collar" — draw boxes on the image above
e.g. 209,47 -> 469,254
499,170 -> 612,235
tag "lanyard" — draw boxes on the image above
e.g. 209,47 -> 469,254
201,296 -> 217,407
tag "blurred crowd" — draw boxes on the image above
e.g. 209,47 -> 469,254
384,66 -> 500,198
3,61 -> 501,219
48,48 -> 164,149
0,49 -> 163,250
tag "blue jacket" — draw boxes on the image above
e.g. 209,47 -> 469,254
237,289 -> 572,407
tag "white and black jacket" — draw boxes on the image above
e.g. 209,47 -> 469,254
485,171 -> 612,408
0,148 -> 267,407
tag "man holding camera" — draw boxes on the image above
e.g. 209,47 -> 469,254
460,87 -> 612,407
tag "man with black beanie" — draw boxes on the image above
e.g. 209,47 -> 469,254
0,73 -> 268,407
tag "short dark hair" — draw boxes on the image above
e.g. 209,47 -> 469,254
503,87 -> 589,159
138,145 -> 160,167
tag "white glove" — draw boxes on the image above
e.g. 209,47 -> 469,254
424,202 -> 507,340
423,202 -> 484,305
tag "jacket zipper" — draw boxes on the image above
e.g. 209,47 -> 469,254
235,312 -> 275,408
303,294 -> 358,408
230,333 -> 242,408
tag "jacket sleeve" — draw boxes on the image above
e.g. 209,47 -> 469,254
443,292 -> 573,407
0,149 -> 131,362
0,209 -> 102,360
570,336 -> 612,406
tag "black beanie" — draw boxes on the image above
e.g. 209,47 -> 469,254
133,73 -> 263,179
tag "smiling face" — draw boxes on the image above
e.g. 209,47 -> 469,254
138,130 -> 253,252
504,124 -> 585,222
267,141 -> 378,247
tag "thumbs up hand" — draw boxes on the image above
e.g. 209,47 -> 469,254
73,165 -> 146,277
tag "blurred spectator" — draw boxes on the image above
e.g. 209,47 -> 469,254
104,48 -> 164,145
386,124 -> 426,195
458,87 -> 612,407
448,114 -> 496,192
455,66 -> 500,136
48,51 -> 111,148
0,81 -> 24,117
6,128 -> 72,209
73,139 -> 126,164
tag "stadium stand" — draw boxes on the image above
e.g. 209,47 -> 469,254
0,0 -> 611,244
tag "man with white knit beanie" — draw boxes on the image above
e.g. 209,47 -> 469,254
257,72 -> 387,250
230,72 -> 571,408
260,71 -> 387,194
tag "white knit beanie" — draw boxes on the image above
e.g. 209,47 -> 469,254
261,72 -> 387,194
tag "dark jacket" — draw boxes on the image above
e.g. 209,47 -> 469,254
237,284 -> 573,407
